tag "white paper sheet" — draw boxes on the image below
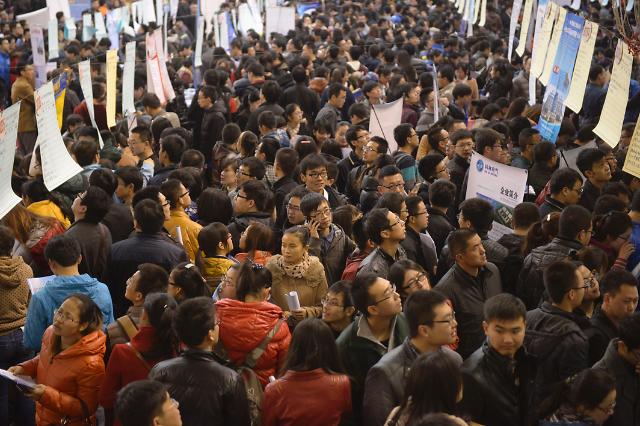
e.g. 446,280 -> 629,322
369,98 -> 404,153
122,42 -> 136,116
48,19 -> 59,60
0,103 -> 23,220
78,60 -> 104,147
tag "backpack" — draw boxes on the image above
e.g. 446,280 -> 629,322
217,319 -> 284,426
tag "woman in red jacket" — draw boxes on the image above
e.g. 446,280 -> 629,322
99,293 -> 178,426
8,294 -> 106,426
216,261 -> 291,387
262,318 -> 352,426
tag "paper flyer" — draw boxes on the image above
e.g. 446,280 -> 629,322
48,19 -> 59,60
508,0 -> 524,60
106,49 -> 118,128
369,98 -> 404,153
31,26 -> 46,67
194,16 -> 204,68
0,103 -> 23,220
623,115 -> 640,178
565,20 -> 599,113
122,42 -> 136,116
539,6 -> 567,86
285,291 -> 301,310
78,60 -> 104,147
515,0 -> 534,57
531,1 -> 556,79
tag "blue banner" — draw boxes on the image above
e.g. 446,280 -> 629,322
538,13 -> 585,143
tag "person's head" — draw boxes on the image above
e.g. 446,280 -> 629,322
534,141 -> 558,168
159,135 -> 185,167
284,318 -> 345,373
234,180 -> 273,215
322,280 -> 356,327
313,120 -> 333,143
0,225 -> 14,258
115,166 -> 144,203
405,289 -> 456,346
452,83 -> 472,105
168,263 -> 209,302
142,292 -> 178,359
589,64 -> 607,86
601,269 -> 639,323
429,179 -> 457,209
602,181 -> 632,207
366,207 -> 406,245
363,81 -> 382,101
512,202 -> 540,232
281,225 -> 311,264
116,380 -> 182,426
458,198 -> 493,233
518,128 -> 541,157
196,188 -> 233,226
300,193 -> 332,231
235,260 -> 272,302
449,228 -> 486,270
180,149 -> 205,169
198,222 -> 233,257
483,294 -> 526,358
274,147 -> 299,178
16,60 -> 35,84
327,83 -> 347,108
71,186 -> 110,224
129,126 -> 153,156
160,179 -> 191,211
389,260 -> 431,301
239,222 -> 273,254
592,211 -> 632,251
72,139 -> 100,167
45,234 -> 81,271
405,195 -> 429,232
544,260 -> 585,309
427,127 -> 449,155
351,273 -> 402,318
237,156 -> 266,185
378,165 -> 405,194
53,293 -> 103,341
394,123 -> 419,149
257,138 -> 280,167
375,192 -> 407,222
475,128 -> 504,162
174,297 -> 219,348
576,148 -> 611,185
125,263 -> 169,306
558,205 -> 593,245
285,186 -> 310,225
437,64 -> 455,87
418,154 -> 449,183
549,168 -> 583,205
450,129 -> 474,161
363,137 -> 388,164
258,110 -> 277,134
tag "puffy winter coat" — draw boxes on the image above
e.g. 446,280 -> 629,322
216,298 -> 291,386
20,326 -> 106,426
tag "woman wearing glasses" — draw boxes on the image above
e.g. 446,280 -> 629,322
589,211 -> 634,271
8,294 -> 105,426
160,179 -> 202,263
388,260 -> 431,305
216,261 -> 291,387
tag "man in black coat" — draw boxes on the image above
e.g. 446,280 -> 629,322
197,85 -> 226,164
576,148 -> 611,212
538,168 -> 583,219
280,65 -> 321,122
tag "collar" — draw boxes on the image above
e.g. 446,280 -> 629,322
356,315 -> 400,352
453,263 -> 491,283
543,196 -> 565,211
323,188 -> 329,201
454,154 -> 470,167
348,150 -> 363,166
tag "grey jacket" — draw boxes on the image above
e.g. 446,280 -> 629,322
357,246 -> 408,280
309,224 -> 356,285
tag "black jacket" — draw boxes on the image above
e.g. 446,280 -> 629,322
517,237 -> 583,310
280,83 -> 321,122
273,175 -> 298,224
65,220 -> 111,282
357,246 -> 407,280
461,342 -> 536,426
528,163 -> 554,196
525,302 -> 589,405
227,212 -> 274,255
437,232 -> 508,282
538,196 -> 565,219
101,201 -> 134,244
435,263 -> 503,359
246,102 -> 285,135
148,164 -> 178,186
400,226 -> 437,277
588,307 -> 618,366
497,232 -> 525,256
199,108 -> 226,163
426,207 -> 456,256
326,185 -> 349,210
149,349 -> 251,426
309,224 -> 356,285
578,179 -> 601,213
447,155 -> 469,207
337,151 -> 363,195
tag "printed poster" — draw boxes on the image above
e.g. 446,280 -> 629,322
106,49 -> 118,128
466,152 -> 528,240
623,114 -> 640,178
0,103 -> 23,220
515,0 -> 534,57
78,60 -> 104,147
508,0 -> 524,60
539,6 -> 567,86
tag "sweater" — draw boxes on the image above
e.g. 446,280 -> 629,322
0,256 -> 33,335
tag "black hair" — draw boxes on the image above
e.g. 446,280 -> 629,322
115,166 -> 144,193
544,260 -> 579,304
429,179 -> 456,207
394,123 -> 414,148
450,129 -> 473,145
350,272 -> 381,317
275,148 -> 299,176
197,222 -> 231,257
235,261 -> 273,301
300,192 -> 328,217
283,225 -> 311,246
133,199 -> 165,234
261,80 -> 282,104
258,138 -> 280,164
116,380 -> 169,426
378,165 -> 402,181
593,194 -> 628,215
143,293 -> 178,359
64,293 -> 103,335
160,179 -> 186,209
89,168 -> 119,196
558,205 -> 592,241
131,186 -> 161,208
171,262 -> 210,301
160,135 -> 185,164
576,148 -> 606,176
592,211 -> 631,242
533,141 -> 556,163
512,202 -> 540,230
549,168 -> 583,195
483,293 -> 526,323
619,312 -> 640,350
80,186 -> 110,224
131,126 -> 152,144
328,83 -> 347,99
0,225 -> 14,257
72,139 -> 99,167
447,228 -> 478,258
197,188 -> 233,226
328,280 -> 354,308
181,149 -> 205,169
238,180 -> 274,212
283,318 -> 345,374
241,156 -> 267,180
45,234 -> 81,267
365,208 -> 392,245
404,290 -> 448,337
459,198 -> 493,232
135,263 -> 169,296
418,154 -> 445,182
173,296 -> 217,347
375,192 -> 406,219
475,128 -> 502,156
258,110 -> 277,130
601,269 -> 638,296
299,153 -> 327,174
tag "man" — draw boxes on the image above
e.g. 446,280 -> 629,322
280,65 -> 320,123
106,199 -> 188,316
72,129 -> 102,181
149,297 -> 251,426
577,148 -> 611,211
347,137 -> 387,205
458,128 -> 505,203
23,234 -> 115,350
106,263 -> 168,349
273,148 -> 299,222
12,60 -> 37,155
525,260 -> 590,404
593,313 -> 640,426
142,93 -> 181,128
196,85 -> 226,163
377,165 -> 406,195
322,281 -> 357,339
580,65 -> 608,128
336,273 -> 407,425
446,129 -> 473,204
237,157 -> 266,186
299,154 -> 347,209
348,103 -> 371,129
437,64 -> 456,103
427,180 -> 457,256
337,125 -> 367,194
257,111 -> 289,148
528,141 -> 558,196
538,168 -> 583,218
426,126 -> 449,157
89,169 -> 136,243
461,294 -> 535,426
496,202 -> 540,256
301,193 -> 356,285
357,208 -> 407,279
210,123 -> 240,186
448,83 -> 472,124
435,229 -> 502,359
115,166 -> 144,206
247,80 -> 284,135
511,128 -> 541,169
401,196 -> 437,277
127,126 -> 158,185
228,180 -> 274,252
363,290 -> 461,426
66,186 -> 112,280
116,380 -> 183,426
316,83 -> 346,133
518,205 -> 592,309
149,135 -> 186,186
588,269 -> 639,365
393,124 -> 419,191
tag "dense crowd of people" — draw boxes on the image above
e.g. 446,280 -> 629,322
0,0 -> 640,425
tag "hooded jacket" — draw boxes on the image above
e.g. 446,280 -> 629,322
216,298 -> 291,386
20,326 -> 106,426
23,274 -> 115,350
0,256 -> 33,335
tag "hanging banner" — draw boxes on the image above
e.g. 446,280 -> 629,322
623,114 -> 640,178
78,60 -> 104,147
47,0 -> 71,19
369,98 -> 404,153
34,82 -> 83,191
531,1 -> 556,78
466,152 -> 528,240
479,0 -> 487,26
48,19 -> 59,60
565,20 -> 599,112
265,7 -> 295,38
122,42 -> 136,116
194,16 -> 204,68
539,6 -> 567,86
94,11 -> 107,39
593,40 -> 633,148
528,0 -> 549,104
508,0 -> 524,60
17,8 -> 49,30
64,18 -> 77,40
53,72 -> 67,129
82,12 -> 93,42
31,26 -> 46,66
106,49 -> 118,128
538,13 -> 584,143
0,102 -> 23,220
106,9 -> 120,51
515,0 -> 534,57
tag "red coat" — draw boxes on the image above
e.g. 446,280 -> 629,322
262,369 -> 352,426
216,298 -> 290,387
20,326 -> 106,426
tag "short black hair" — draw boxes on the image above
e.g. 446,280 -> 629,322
89,168 -> 118,196
450,129 -> 473,145
180,149 -> 205,169
45,234 -> 81,267
438,64 -> 454,83
601,269 -> 638,296
405,290 -> 448,337
365,207 -> 391,245
348,103 -> 369,120
160,135 -> 185,164
429,179 -> 457,207
394,123 -> 414,148
173,297 -> 217,347
136,263 -> 169,296
576,148 -> 606,176
300,192 -> 328,217
620,313 -> 640,350
328,280 -> 353,308
593,194 -> 627,216
73,139 -> 99,167
258,110 -> 277,130
534,141 -> 556,163
222,123 -> 241,146
241,156 -> 266,180
328,83 -> 346,99
512,202 -> 540,230
131,126 -> 152,144
558,205 -> 592,241
116,380 -> 168,426
81,186 -> 111,223
0,225 -> 15,256
483,293 -> 526,323
378,165 -> 402,181
275,148 -> 299,176
261,80 -> 282,103
448,228 -> 478,258
115,166 -> 144,193
350,273 -> 380,317
142,93 -> 162,109
549,168 -> 583,195
452,83 -> 472,100
299,153 -> 327,174
459,198 -> 494,232
258,138 -> 280,164
544,260 -> 579,304
588,64 -> 605,82
134,199 -> 166,233
475,128 -> 502,156
239,180 -> 273,212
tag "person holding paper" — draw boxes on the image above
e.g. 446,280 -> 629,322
266,226 -> 328,323
11,59 -> 37,156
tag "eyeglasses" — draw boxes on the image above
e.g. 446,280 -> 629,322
492,144 -> 504,150
53,308 -> 78,323
180,190 -> 190,198
370,284 -> 397,305
287,203 -> 301,211
382,183 -> 405,191
306,171 -> 328,179
362,145 -> 380,153
456,142 -> 474,149
170,398 -> 180,409
409,211 -> 428,217
236,193 -> 249,200
403,272 -> 427,291
571,186 -> 584,195
321,296 -> 344,308
236,168 -> 252,177
436,168 -> 448,175
312,208 -> 332,218
387,217 -> 403,229
433,311 -> 456,325
596,400 -> 616,415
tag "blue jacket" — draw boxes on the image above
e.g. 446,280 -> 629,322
23,274 -> 114,350
628,221 -> 640,271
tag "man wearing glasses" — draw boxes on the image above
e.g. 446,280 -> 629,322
357,208 -> 407,280
363,290 -> 461,426
336,125 -> 368,194
346,137 -> 388,205
446,129 -> 473,206
539,168 -> 584,218
298,154 -> 347,209
524,260 -> 590,406
377,165 -> 406,196
401,196 -> 437,279
228,180 -> 274,254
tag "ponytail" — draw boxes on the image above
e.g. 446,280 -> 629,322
143,293 -> 178,359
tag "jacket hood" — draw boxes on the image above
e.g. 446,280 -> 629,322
216,299 -> 286,349
47,327 -> 106,360
44,274 -> 104,306
0,256 -> 30,288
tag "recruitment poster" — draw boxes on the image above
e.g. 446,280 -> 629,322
0,103 -> 23,220
466,152 -> 528,240
538,13 -> 584,143
369,98 -> 403,153
623,114 -> 640,178
565,20 -> 599,112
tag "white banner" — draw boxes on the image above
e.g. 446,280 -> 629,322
466,152 -> 528,240
266,7 -> 295,39
48,19 -> 59,60
0,103 -> 23,220
106,49 -> 118,128
558,141 -> 597,180
194,16 -> 204,68
565,21 -> 598,113
78,60 -> 104,147
122,42 -> 136,116
94,11 -> 107,39
508,0 -> 524,60
31,27 -> 46,67
17,8 -> 49,30
369,98 -> 404,153
34,82 -> 83,191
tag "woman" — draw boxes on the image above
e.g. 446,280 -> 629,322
538,369 -> 616,426
220,157 -> 241,198
284,103 -> 310,141
168,262 -> 211,302
266,226 -> 328,323
262,318 -> 351,426
454,62 -> 479,100
197,222 -> 236,291
0,225 -> 34,426
2,204 -> 65,276
332,205 -> 362,241
523,212 -> 561,256
576,248 -> 606,319
100,293 -> 178,426
161,178 -> 203,262
216,261 -> 291,387
386,351 -> 463,425
9,294 -> 105,426
400,83 -> 422,128
22,179 -> 72,229
213,263 -> 241,301
590,211 -> 634,270
388,260 -> 431,303
235,222 -> 274,265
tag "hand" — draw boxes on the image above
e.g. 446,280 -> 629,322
290,309 -> 306,321
117,147 -> 139,168
307,218 -> 320,240
618,241 -> 635,260
24,384 -> 46,401
7,366 -> 23,375
282,311 -> 292,319
439,97 -> 450,107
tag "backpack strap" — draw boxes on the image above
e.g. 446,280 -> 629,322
243,319 -> 284,369
126,342 -> 152,371
116,315 -> 139,341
